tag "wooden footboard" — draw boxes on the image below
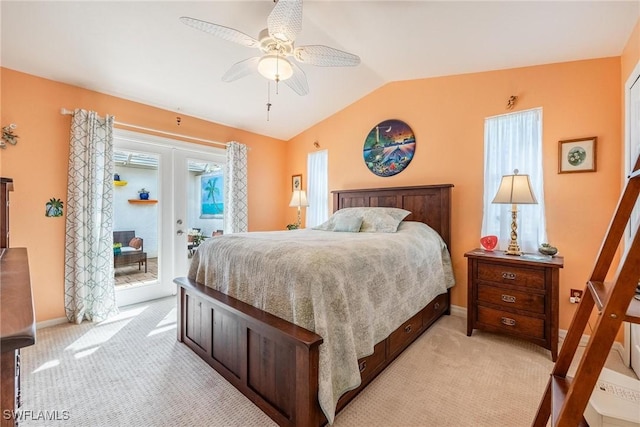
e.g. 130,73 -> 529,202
175,276 -> 450,427
175,276 -> 324,426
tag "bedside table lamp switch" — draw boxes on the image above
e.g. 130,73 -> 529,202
492,169 -> 537,256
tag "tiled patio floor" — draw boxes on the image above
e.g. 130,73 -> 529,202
114,257 -> 158,288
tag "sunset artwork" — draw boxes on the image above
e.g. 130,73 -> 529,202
363,119 -> 416,177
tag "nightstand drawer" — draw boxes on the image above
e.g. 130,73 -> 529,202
477,284 -> 545,314
477,306 -> 544,339
477,262 -> 545,290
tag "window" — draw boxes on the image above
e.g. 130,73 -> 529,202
306,150 -> 328,227
482,108 -> 547,252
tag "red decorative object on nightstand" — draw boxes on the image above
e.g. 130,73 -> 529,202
480,235 -> 498,251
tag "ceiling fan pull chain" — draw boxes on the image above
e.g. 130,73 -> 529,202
266,81 -> 272,122
275,51 -> 281,95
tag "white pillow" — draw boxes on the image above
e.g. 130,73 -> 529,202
333,216 -> 363,232
313,207 -> 411,233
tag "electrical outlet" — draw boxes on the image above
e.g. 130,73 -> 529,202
570,289 -> 583,304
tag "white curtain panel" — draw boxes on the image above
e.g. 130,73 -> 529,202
64,109 -> 118,324
306,149 -> 329,227
224,141 -> 248,233
482,108 -> 548,253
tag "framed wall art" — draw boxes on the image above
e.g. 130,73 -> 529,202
558,137 -> 597,174
363,119 -> 416,177
200,172 -> 224,218
292,174 -> 302,191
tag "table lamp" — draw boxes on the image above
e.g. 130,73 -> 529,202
289,190 -> 309,228
492,169 -> 537,255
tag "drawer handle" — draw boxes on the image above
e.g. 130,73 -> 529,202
434,302 -> 440,310
404,324 -> 413,334
502,272 -> 516,280
501,317 -> 516,326
501,294 -> 516,303
359,361 -> 367,373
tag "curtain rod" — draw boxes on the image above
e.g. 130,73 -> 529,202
60,108 -> 227,148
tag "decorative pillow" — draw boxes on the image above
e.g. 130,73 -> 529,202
128,237 -> 142,250
313,207 -> 411,233
333,216 -> 363,232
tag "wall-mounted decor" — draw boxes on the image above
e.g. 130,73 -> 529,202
558,137 -> 597,174
201,172 -> 224,218
363,119 -> 416,177
45,197 -> 64,217
292,174 -> 302,191
1,124 -> 19,149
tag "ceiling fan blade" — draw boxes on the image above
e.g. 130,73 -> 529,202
283,62 -> 309,96
180,17 -> 259,48
221,57 -> 261,82
293,45 -> 361,67
267,0 -> 303,43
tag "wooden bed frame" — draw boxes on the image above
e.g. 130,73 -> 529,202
174,184 -> 453,426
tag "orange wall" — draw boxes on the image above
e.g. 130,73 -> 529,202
622,19 -> 640,90
0,68 -> 287,322
286,58 -> 622,331
3,25 -> 637,328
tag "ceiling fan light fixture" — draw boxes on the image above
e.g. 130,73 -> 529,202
257,54 -> 293,81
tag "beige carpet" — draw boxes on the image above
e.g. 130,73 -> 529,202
20,297 -> 633,426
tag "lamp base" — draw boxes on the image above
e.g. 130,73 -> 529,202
504,206 -> 523,256
504,245 -> 524,256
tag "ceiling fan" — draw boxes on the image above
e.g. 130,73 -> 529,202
180,0 -> 360,96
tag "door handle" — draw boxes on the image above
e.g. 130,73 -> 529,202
177,230 -> 184,235
177,219 -> 183,225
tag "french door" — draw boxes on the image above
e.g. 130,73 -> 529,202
625,64 -> 640,376
113,129 -> 225,307
173,149 -> 226,278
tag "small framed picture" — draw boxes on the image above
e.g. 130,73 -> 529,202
558,137 -> 597,174
292,174 -> 302,191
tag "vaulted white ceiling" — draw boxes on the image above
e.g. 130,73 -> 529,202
2,1 -> 638,141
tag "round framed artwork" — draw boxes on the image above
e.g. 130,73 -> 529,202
363,119 -> 416,177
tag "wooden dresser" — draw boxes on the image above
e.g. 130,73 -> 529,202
1,177 -> 35,426
1,249 -> 35,427
1,178 -> 13,249
465,249 -> 563,361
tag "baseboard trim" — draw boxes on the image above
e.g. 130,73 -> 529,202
558,328 -> 628,366
450,304 -> 466,318
37,317 -> 68,329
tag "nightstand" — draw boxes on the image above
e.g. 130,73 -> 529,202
465,249 -> 564,361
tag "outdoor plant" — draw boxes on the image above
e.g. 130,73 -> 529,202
188,229 -> 205,245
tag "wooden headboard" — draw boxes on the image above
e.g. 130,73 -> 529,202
332,184 -> 454,251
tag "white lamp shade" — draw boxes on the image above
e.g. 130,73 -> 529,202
258,55 -> 293,81
289,190 -> 309,207
492,172 -> 537,204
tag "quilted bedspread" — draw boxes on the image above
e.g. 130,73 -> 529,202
188,221 -> 455,424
